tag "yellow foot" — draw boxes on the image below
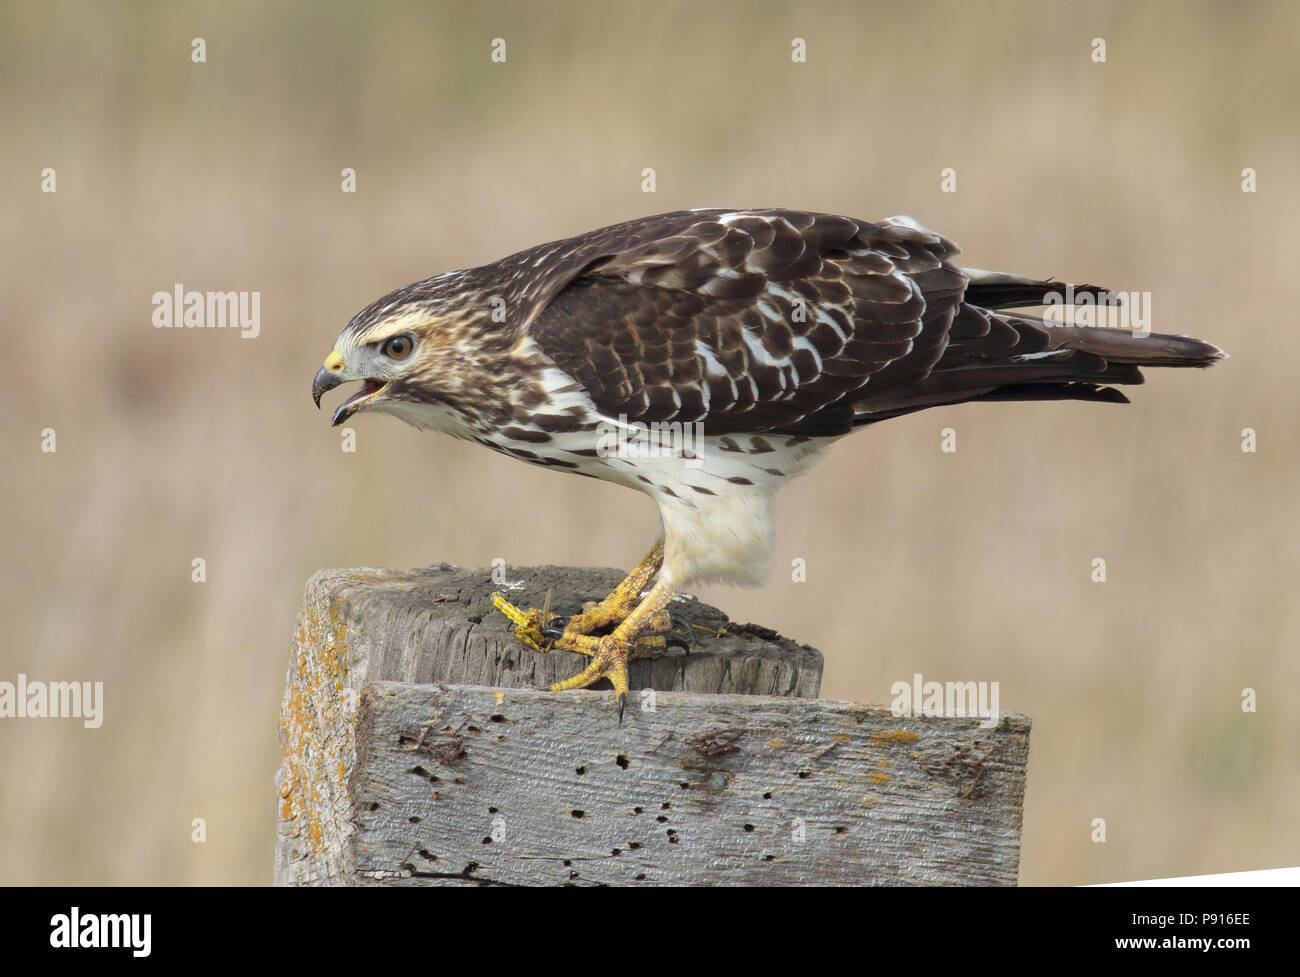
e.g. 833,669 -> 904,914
564,540 -> 666,636
490,592 -> 560,652
491,592 -> 672,656
492,577 -> 678,722
549,632 -> 634,721
567,598 -> 674,638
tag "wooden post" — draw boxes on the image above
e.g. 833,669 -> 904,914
275,564 -> 1030,885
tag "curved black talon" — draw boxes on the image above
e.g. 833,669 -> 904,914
540,618 -> 570,642
663,620 -> 693,654
617,692 -> 627,724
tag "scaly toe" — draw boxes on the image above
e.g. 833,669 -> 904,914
551,634 -> 631,717
490,593 -> 559,652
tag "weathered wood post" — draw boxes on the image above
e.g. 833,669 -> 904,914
275,564 -> 1030,885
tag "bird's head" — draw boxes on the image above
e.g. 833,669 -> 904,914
312,274 -> 506,430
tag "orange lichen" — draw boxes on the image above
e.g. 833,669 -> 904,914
278,590 -> 352,855
870,730 -> 919,747
866,771 -> 893,785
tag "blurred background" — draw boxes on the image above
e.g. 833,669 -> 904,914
1,0 -> 1296,886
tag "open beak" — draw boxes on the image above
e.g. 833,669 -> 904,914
313,360 -> 387,426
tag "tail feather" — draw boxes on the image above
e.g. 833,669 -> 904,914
961,267 -> 1228,368
1040,322 -> 1226,368
970,382 -> 1131,405
960,267 -> 1120,310
851,274 -> 1226,426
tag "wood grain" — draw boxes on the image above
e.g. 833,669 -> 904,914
275,565 -> 1029,885
347,683 -> 1031,886
275,563 -> 827,885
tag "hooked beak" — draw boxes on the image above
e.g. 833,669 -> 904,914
312,364 -> 342,409
313,352 -> 387,426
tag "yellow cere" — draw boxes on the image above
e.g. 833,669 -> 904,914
324,350 -> 345,371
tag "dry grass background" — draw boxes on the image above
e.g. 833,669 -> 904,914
1,0 -> 1296,885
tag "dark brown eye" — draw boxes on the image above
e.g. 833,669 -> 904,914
382,335 -> 414,360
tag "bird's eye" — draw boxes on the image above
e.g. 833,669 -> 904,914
382,335 -> 414,360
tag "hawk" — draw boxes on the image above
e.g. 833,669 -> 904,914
313,209 -> 1224,718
